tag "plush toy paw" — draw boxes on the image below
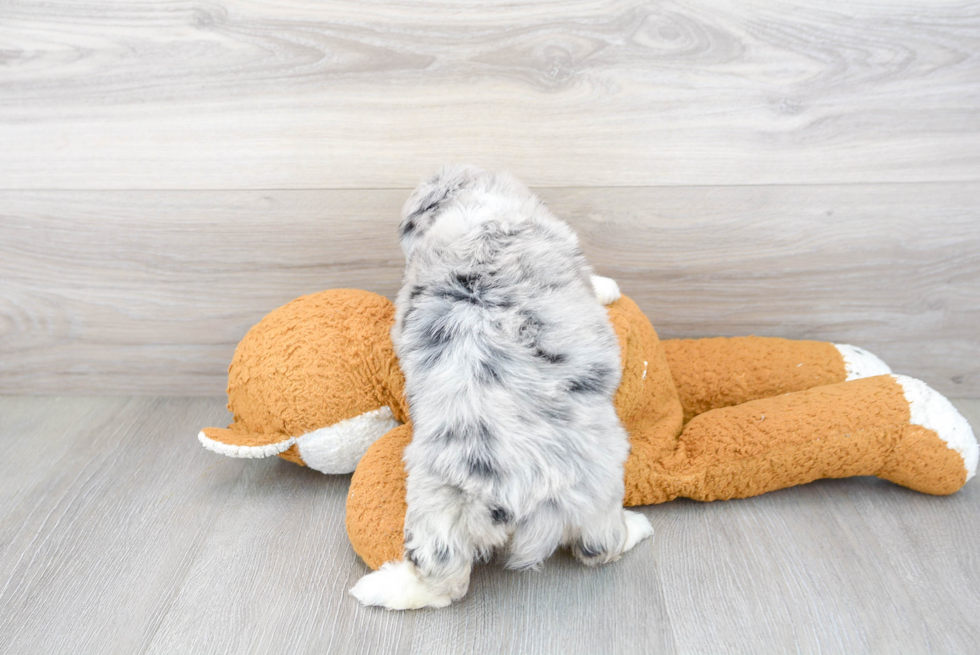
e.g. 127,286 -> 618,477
893,374 -> 978,482
622,510 -> 655,554
591,275 -> 621,305
291,407 -> 401,474
349,560 -> 454,610
835,343 -> 892,380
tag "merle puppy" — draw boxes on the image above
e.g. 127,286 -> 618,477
350,166 -> 653,610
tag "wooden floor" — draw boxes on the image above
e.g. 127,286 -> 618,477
1,395 -> 978,654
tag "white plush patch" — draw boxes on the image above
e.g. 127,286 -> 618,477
297,406 -> 400,474
349,560 -> 453,610
622,510 -> 654,554
197,431 -> 295,459
591,275 -> 621,306
835,343 -> 892,380
893,374 -> 978,482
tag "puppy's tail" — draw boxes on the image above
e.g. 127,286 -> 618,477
504,507 -> 566,571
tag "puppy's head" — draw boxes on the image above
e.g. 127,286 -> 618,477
398,164 -> 485,259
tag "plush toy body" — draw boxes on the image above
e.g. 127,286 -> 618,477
199,289 -> 978,571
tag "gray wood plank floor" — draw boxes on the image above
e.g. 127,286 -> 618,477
1,396 -> 978,654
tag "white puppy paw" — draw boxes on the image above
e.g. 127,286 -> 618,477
591,275 -> 621,305
349,560 -> 453,610
622,510 -> 654,553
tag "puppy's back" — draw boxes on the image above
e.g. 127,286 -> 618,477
394,166 -> 627,520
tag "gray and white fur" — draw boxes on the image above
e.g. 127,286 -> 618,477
350,165 -> 653,610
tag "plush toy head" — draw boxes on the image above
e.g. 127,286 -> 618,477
198,289 -> 409,473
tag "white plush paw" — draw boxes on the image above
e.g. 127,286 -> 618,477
622,510 -> 654,553
296,406 -> 400,474
893,374 -> 978,482
591,275 -> 621,305
349,560 -> 453,610
834,343 -> 892,380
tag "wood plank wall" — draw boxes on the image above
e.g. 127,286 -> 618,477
1,1 -> 978,395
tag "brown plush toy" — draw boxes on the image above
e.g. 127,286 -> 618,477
199,288 -> 978,571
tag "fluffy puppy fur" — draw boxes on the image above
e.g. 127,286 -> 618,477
350,166 -> 653,610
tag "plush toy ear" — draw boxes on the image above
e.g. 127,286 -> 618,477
198,427 -> 297,459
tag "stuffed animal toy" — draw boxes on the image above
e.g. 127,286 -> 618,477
198,288 -> 978,571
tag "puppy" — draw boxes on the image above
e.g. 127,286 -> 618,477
350,166 -> 653,610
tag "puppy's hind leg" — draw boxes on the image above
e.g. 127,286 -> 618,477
573,506 -> 653,567
349,558 -> 455,611
621,509 -> 655,553
350,483 -> 501,610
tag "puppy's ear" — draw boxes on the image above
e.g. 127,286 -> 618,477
399,164 -> 481,259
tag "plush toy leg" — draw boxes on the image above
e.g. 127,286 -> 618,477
347,425 -> 415,570
661,337 -> 891,423
624,374 -> 977,506
346,377 -> 976,571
